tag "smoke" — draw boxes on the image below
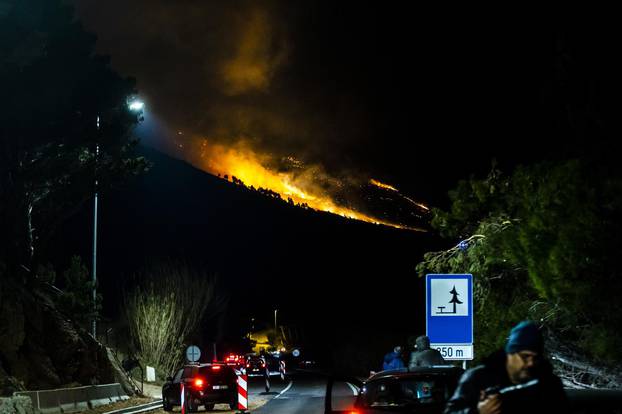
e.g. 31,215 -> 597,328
71,0 -> 370,169
219,8 -> 288,96
70,1 -> 430,229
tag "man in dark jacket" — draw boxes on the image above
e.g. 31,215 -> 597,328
444,321 -> 567,414
409,335 -> 446,368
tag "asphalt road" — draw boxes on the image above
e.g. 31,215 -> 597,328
142,374 -> 358,413
252,374 -> 358,414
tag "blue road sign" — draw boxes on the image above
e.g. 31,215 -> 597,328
426,274 -> 473,345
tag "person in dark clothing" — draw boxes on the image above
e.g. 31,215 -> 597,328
409,335 -> 446,368
382,346 -> 405,371
444,321 -> 568,414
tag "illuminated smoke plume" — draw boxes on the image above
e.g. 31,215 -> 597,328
70,1 -> 429,231
220,8 -> 288,96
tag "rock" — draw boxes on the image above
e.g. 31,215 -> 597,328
105,348 -> 136,397
0,396 -> 34,414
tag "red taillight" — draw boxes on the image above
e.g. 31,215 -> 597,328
246,363 -> 250,368
193,378 -> 204,388
261,362 -> 266,368
211,365 -> 221,371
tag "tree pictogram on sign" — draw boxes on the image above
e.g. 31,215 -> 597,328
437,285 -> 463,314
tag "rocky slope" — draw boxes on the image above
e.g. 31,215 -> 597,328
0,277 -> 115,396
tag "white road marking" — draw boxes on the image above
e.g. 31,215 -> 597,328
346,382 -> 359,395
274,380 -> 294,399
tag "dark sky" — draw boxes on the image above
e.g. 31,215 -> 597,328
70,1 -> 621,206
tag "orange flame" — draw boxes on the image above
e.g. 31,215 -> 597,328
189,138 -> 425,232
370,178 -> 430,211
369,179 -> 399,192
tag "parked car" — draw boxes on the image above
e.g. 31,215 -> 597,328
354,366 -> 463,413
162,363 -> 237,411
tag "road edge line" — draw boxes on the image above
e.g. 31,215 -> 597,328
274,381 -> 294,399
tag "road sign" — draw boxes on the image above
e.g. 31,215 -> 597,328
186,345 -> 201,363
426,274 -> 473,360
292,349 -> 300,357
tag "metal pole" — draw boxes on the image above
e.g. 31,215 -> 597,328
92,116 -> 100,339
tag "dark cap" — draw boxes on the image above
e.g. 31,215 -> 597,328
505,320 -> 543,354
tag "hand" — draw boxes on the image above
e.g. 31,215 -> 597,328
477,392 -> 502,414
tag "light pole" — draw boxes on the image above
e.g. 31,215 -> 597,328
92,99 -> 144,339
92,116 -> 100,338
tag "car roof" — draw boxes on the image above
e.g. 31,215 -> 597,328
367,366 -> 463,382
182,362 -> 229,368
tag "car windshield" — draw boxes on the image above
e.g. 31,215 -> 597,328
361,376 -> 450,408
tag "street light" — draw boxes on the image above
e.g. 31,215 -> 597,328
128,99 -> 145,111
91,99 -> 145,338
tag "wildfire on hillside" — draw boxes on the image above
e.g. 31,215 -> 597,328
185,137 -> 427,232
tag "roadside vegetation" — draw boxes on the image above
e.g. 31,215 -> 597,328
416,159 -> 622,373
123,261 -> 226,379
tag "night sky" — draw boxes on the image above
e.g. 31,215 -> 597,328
69,2 -> 621,207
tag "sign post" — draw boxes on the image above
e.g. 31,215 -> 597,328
426,274 -> 474,361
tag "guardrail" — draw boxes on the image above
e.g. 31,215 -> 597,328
14,383 -> 128,414
102,400 -> 162,414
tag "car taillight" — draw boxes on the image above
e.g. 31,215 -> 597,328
261,362 -> 266,368
246,363 -> 250,368
193,378 -> 204,388
211,365 -> 221,371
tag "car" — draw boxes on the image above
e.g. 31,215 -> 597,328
325,365 -> 464,414
162,363 -> 238,412
325,367 -> 622,414
244,353 -> 281,377
224,353 -> 243,367
357,366 -> 463,413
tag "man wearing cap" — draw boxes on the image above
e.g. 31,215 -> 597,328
444,321 -> 567,414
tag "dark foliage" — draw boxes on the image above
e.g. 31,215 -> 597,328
418,160 -> 622,363
0,0 -> 148,272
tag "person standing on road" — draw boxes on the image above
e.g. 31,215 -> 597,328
409,335 -> 446,368
383,346 -> 405,371
444,320 -> 568,414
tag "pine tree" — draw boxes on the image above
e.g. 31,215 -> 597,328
448,286 -> 463,314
